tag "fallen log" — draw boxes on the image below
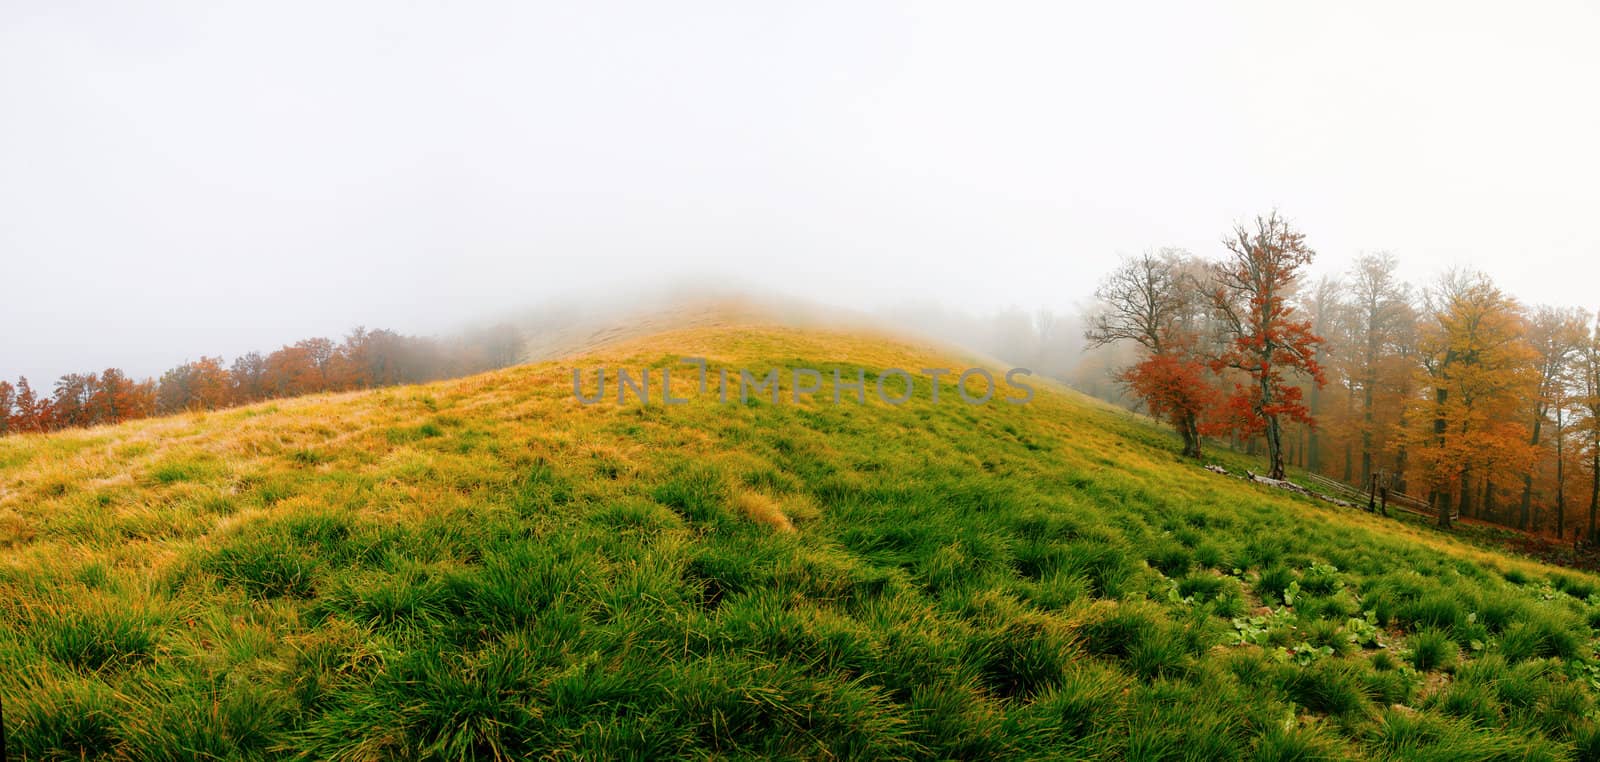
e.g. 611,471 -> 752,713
1212,469 -> 1356,509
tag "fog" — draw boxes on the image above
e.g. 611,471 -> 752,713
3,1 -> 1597,383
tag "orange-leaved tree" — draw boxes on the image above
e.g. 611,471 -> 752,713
0,379 -> 14,436
1404,271 -> 1535,529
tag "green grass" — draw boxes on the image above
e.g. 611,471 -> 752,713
1407,627 -> 1458,672
2,320 -> 1600,759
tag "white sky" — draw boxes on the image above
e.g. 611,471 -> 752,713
3,1 -> 1597,382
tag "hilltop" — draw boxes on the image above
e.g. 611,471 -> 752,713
4,315 -> 1600,759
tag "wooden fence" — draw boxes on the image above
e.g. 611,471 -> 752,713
1301,472 -> 1455,522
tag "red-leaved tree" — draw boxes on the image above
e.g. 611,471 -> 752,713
1122,348 -> 1222,457
1208,211 -> 1326,479
1087,249 -> 1221,457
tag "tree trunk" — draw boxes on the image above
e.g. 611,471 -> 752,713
1481,476 -> 1494,522
1266,420 -> 1285,479
1556,407 -> 1567,538
1260,366 -> 1286,479
1180,413 -> 1202,459
1519,472 -> 1535,531
1394,403 -> 1411,494
1307,389 -> 1321,472
1394,445 -> 1409,494
1433,386 -> 1449,528
1589,450 -> 1599,542
1342,384 -> 1355,482
1360,365 -> 1376,486
1520,411 -> 1544,530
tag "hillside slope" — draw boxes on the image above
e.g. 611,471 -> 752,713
4,320 -> 1600,760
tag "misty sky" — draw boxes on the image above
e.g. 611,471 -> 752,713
3,1 -> 1598,383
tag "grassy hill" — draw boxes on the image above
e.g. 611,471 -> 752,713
4,319 -> 1600,760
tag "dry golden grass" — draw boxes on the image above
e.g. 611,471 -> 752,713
733,490 -> 795,533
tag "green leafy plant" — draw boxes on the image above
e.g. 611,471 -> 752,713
1301,563 -> 1345,595
1276,642 -> 1336,666
1232,607 -> 1297,647
1345,610 -> 1384,648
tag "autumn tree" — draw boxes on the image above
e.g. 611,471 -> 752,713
155,367 -> 190,414
340,327 -> 390,388
11,378 -> 48,433
108,368 -> 154,423
295,338 -> 337,390
466,323 -> 524,372
157,357 -> 232,413
92,368 -> 134,424
191,357 -> 232,409
1206,211 -> 1326,480
230,352 -> 268,404
1086,249 -> 1218,457
0,380 -> 14,436
1406,272 -> 1535,528
263,345 -> 321,398
1518,307 -> 1588,530
1299,277 -> 1342,474
1550,349 -> 1583,538
1581,314 -> 1600,541
52,373 -> 98,428
1344,253 -> 1417,487
0,322 -> 526,439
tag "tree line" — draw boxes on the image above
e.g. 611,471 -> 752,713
0,324 -> 523,435
1083,210 -> 1600,539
